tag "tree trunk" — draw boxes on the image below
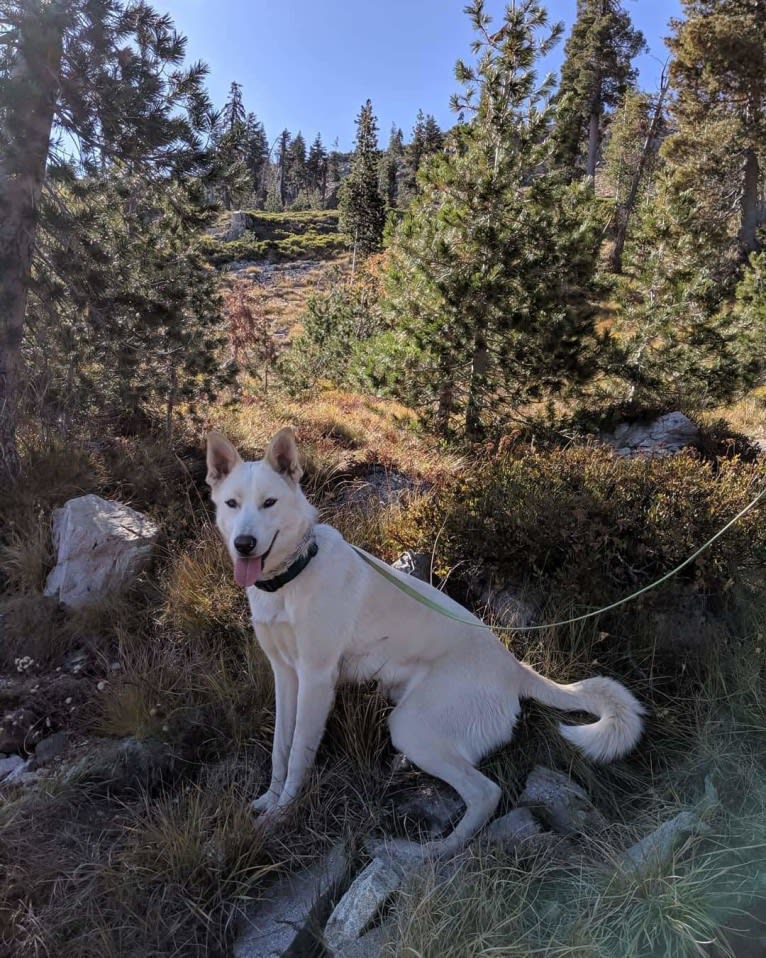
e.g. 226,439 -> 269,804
0,4 -> 64,474
609,72 -> 669,274
586,108 -> 600,180
436,379 -> 455,436
739,147 -> 761,258
465,331 -> 489,441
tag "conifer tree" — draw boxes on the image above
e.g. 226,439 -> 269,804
222,81 -> 246,132
244,112 -> 269,204
664,0 -> 766,259
274,129 -> 291,208
286,131 -> 307,202
380,124 -> 404,210
211,82 -> 263,209
306,133 -> 328,200
338,99 -> 385,257
0,0 -> 210,471
554,0 -> 645,179
385,0 -> 600,439
603,78 -> 669,272
29,173 -> 231,434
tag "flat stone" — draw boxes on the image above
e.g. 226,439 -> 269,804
234,845 -> 349,958
518,766 -> 606,836
324,857 -> 402,952
619,777 -> 719,875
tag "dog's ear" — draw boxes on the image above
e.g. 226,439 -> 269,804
264,427 -> 303,484
206,431 -> 242,487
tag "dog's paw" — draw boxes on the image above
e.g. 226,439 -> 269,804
250,792 -> 279,815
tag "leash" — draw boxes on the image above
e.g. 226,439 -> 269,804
352,483 -> 766,633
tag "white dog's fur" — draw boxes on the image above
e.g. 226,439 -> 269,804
207,428 -> 644,855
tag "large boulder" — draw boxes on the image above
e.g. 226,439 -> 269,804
224,209 -> 249,241
44,495 -> 159,608
602,412 -> 700,458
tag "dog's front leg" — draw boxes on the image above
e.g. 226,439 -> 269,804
274,665 -> 337,810
252,660 -> 298,813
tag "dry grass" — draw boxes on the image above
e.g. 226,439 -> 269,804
1,386 -> 765,957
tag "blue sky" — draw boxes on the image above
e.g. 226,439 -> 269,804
159,0 -> 681,151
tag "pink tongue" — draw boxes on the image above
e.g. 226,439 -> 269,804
234,555 -> 264,588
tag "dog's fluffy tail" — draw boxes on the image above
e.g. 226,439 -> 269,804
518,662 -> 644,762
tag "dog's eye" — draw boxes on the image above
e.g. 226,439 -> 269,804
225,499 -> 238,509
262,498 -> 277,509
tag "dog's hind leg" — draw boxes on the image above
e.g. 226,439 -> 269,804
388,702 -> 502,857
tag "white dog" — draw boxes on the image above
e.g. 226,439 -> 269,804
207,428 -> 643,855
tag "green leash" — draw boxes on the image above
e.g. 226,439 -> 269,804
352,483 -> 766,633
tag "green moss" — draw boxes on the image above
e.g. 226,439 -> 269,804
202,210 -> 346,265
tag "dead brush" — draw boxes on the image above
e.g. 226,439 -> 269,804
26,779 -> 287,958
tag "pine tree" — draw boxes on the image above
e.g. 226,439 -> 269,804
554,0 -> 645,179
286,131 -> 307,204
338,100 -> 385,257
384,0 -> 601,439
28,173 -> 231,435
380,124 -> 404,210
602,77 -> 669,272
244,112 -> 269,205
274,129 -> 291,208
306,133 -> 328,200
0,0 -> 210,472
664,0 -> 766,259
614,171 -> 759,405
210,82 -> 257,209
222,80 -> 246,132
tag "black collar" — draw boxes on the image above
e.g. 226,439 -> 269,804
255,541 -> 318,593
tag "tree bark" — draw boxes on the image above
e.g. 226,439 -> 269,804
739,147 -> 761,258
609,72 -> 669,274
0,4 -> 64,474
465,329 -> 489,441
586,108 -> 600,180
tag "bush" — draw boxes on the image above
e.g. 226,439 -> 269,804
437,445 -> 766,613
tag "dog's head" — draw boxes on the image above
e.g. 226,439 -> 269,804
206,428 -> 316,588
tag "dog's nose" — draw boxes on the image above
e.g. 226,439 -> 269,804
234,535 -> 257,556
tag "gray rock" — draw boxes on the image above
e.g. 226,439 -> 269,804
234,845 -> 349,958
619,777 -> 719,875
479,585 -> 538,629
331,923 -> 391,958
341,467 -> 422,511
391,550 -> 432,583
324,857 -> 402,952
484,807 -> 542,847
518,766 -> 606,836
395,781 -> 463,837
33,731 -> 69,765
224,209 -> 249,241
44,494 -> 159,608
602,412 -> 700,458
0,756 -> 33,785
0,754 -> 25,781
